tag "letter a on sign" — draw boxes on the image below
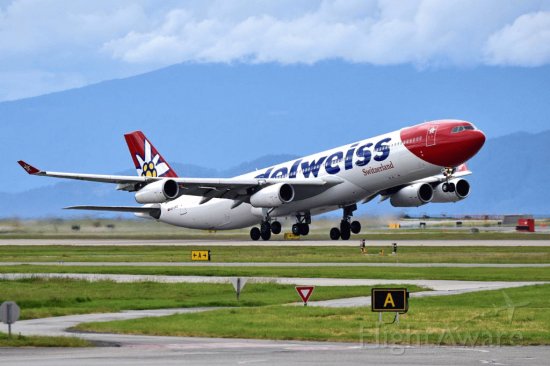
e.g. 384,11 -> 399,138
295,286 -> 315,306
384,293 -> 395,307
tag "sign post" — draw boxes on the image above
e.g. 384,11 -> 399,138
371,288 -> 409,323
0,301 -> 20,337
295,286 -> 315,306
231,278 -> 248,300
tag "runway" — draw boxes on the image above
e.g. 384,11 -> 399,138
2,340 -> 547,366
1,239 -> 549,246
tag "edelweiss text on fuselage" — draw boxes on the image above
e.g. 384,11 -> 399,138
255,137 -> 392,179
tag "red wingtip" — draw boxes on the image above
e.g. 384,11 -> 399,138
18,160 -> 40,175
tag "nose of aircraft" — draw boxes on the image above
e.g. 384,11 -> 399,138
401,120 -> 486,167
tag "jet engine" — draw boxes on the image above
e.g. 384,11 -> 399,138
390,183 -> 433,207
431,178 -> 470,203
135,179 -> 179,204
250,183 -> 294,208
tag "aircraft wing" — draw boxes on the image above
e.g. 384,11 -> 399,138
18,160 -> 342,202
407,163 -> 472,185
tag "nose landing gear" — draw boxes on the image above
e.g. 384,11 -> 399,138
441,167 -> 457,192
330,204 -> 361,240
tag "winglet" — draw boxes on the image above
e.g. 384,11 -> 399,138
17,160 -> 41,175
456,163 -> 468,172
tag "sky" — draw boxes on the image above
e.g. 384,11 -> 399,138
1,0 -> 550,101
2,0 -> 550,194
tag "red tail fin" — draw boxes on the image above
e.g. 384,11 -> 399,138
124,131 -> 178,178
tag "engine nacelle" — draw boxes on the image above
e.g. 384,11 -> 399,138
135,179 -> 179,204
390,183 -> 433,207
432,178 -> 470,203
250,183 -> 294,208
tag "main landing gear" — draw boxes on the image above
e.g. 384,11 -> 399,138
330,204 -> 361,240
250,212 -> 310,241
250,221 -> 280,241
250,209 -> 283,241
292,212 -> 311,236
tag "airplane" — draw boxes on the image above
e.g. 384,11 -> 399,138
18,119 -> 485,241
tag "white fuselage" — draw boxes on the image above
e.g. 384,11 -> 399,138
156,127 -> 442,230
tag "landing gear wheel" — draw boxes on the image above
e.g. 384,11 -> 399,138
340,220 -> 351,240
271,221 -> 281,235
261,221 -> 271,233
299,224 -> 309,236
260,228 -> 271,241
292,224 -> 300,236
250,227 -> 261,241
340,230 -> 351,240
350,221 -> 361,234
330,227 -> 341,240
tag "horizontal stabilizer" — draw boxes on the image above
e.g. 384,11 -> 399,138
65,205 -> 161,219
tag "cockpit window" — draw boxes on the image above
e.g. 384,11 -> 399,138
451,125 -> 475,133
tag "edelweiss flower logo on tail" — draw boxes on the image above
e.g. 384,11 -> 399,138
124,131 -> 178,178
135,140 -> 170,177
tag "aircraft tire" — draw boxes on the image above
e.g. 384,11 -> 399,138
250,227 -> 261,241
261,221 -> 271,233
340,229 -> 351,240
271,221 -> 282,234
299,224 -> 309,236
292,224 -> 300,235
350,221 -> 361,234
330,227 -> 340,240
260,229 -> 271,241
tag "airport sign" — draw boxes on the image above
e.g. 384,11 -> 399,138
371,288 -> 409,313
191,250 -> 211,261
231,277 -> 248,300
295,286 -> 315,306
0,301 -> 20,324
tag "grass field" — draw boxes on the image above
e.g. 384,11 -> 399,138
0,332 -> 91,347
1,245 -> 549,264
74,284 -> 550,346
2,264 -> 549,281
0,278 -> 424,319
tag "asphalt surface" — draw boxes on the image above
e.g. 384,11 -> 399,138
1,261 -> 548,267
1,239 -> 549,246
3,272 -> 546,293
2,341 -> 548,366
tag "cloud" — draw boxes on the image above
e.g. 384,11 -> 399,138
484,11 -> 550,67
102,0 -> 550,68
0,0 -> 549,101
